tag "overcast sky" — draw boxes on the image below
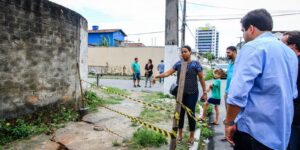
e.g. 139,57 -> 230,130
50,0 -> 300,57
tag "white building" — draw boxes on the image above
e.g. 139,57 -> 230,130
195,25 -> 219,57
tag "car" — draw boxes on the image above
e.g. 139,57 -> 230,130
213,64 -> 228,79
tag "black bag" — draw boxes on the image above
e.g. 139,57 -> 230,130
169,83 -> 178,96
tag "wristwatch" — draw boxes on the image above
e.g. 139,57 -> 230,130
223,120 -> 235,126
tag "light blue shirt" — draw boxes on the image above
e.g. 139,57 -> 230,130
227,32 -> 298,150
225,60 -> 234,94
157,63 -> 164,73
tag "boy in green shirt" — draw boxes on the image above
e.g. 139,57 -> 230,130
201,69 -> 224,125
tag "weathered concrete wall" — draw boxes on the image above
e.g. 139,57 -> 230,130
0,0 -> 88,119
88,47 -> 165,75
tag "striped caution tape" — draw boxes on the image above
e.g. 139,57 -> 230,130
81,80 -> 173,113
82,80 -> 204,124
105,127 -> 125,139
101,105 -> 176,139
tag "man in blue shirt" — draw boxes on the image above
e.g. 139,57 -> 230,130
224,9 -> 298,150
224,46 -> 237,110
281,31 -> 300,150
157,60 -> 165,83
131,57 -> 141,87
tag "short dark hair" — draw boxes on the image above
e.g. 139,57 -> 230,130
182,45 -> 192,51
284,31 -> 300,51
161,60 -> 164,62
241,9 -> 273,31
148,59 -> 152,64
134,57 -> 138,61
226,46 -> 237,52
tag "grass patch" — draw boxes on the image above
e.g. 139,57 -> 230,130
139,92 -> 174,123
103,86 -> 129,96
112,140 -> 122,147
0,106 -> 78,146
128,128 -> 167,149
139,108 -> 172,123
84,91 -> 123,111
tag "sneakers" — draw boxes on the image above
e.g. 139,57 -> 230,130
134,85 -> 136,87
137,84 -> 141,87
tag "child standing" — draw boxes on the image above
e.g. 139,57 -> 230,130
201,69 -> 224,125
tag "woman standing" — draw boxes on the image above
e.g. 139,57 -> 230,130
145,59 -> 153,88
153,45 -> 207,146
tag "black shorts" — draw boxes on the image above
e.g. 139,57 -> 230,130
207,98 -> 220,105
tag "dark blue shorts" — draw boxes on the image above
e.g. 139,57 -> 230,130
207,98 -> 220,105
133,73 -> 141,80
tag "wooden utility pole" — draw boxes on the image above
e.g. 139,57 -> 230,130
181,0 -> 186,47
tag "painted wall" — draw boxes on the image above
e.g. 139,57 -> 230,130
88,47 -> 164,75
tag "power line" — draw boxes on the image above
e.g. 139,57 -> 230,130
127,31 -> 164,35
187,12 -> 300,21
185,1 -> 300,12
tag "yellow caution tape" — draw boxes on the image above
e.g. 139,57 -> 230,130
101,105 -> 176,139
82,80 -> 204,124
82,80 -> 173,113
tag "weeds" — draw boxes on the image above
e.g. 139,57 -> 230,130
128,128 -> 167,149
112,140 -> 122,147
0,106 -> 78,145
103,86 -> 129,96
201,126 -> 214,139
84,91 -> 123,111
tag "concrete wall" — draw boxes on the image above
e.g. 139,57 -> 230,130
88,47 -> 164,75
0,0 -> 88,119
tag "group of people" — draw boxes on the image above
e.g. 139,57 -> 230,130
130,58 -> 164,88
151,9 -> 300,150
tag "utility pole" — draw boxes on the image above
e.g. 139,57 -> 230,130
181,0 -> 186,47
165,0 -> 178,45
165,0 -> 180,149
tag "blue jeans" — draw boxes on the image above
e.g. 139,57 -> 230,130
178,93 -> 198,131
288,124 -> 300,150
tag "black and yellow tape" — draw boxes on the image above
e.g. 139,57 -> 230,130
81,80 -> 173,113
101,105 -> 176,139
82,80 -> 204,124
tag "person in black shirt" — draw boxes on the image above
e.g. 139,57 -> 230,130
153,45 -> 207,147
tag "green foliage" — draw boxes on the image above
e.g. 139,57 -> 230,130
129,128 -> 167,149
176,133 -> 189,150
139,92 -> 174,123
203,53 -> 215,62
205,69 -> 214,81
100,36 -> 109,47
84,91 -> 123,111
112,140 -> 122,147
0,106 -> 78,145
140,108 -> 171,123
85,90 -> 104,111
103,86 -> 129,96
206,104 -> 213,116
201,126 -> 214,138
